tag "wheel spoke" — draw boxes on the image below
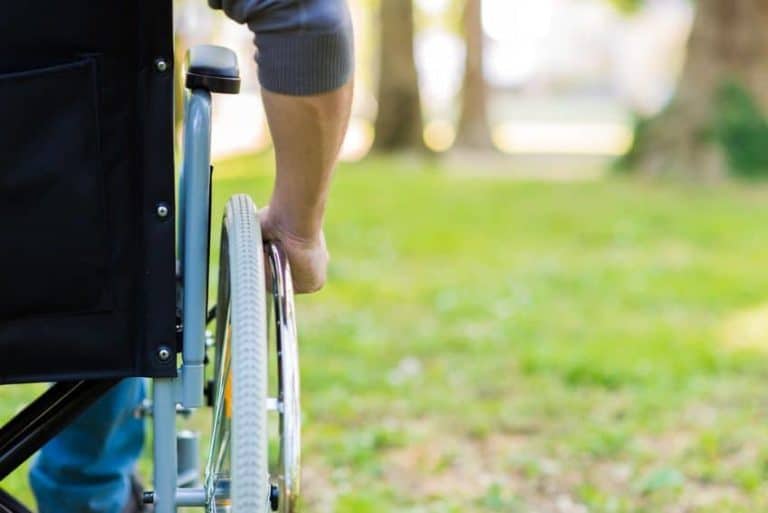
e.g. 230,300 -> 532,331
206,302 -> 233,502
265,397 -> 280,412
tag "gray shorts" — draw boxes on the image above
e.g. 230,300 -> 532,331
211,0 -> 353,95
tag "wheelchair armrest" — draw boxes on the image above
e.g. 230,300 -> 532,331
185,45 -> 241,94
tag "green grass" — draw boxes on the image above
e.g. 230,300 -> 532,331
5,153 -> 768,511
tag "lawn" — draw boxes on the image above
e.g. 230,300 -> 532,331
4,153 -> 768,512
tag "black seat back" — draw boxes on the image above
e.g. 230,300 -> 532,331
0,1 -> 177,383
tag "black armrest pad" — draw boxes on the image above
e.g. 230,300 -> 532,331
185,45 -> 240,94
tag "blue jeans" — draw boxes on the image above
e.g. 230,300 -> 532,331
29,379 -> 146,513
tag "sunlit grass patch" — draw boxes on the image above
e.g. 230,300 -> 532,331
720,302 -> 768,352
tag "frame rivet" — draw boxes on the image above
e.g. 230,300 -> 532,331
157,346 -> 172,362
155,58 -> 168,72
156,203 -> 169,219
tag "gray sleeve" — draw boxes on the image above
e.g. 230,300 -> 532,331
212,0 -> 354,96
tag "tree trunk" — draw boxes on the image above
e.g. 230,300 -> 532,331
454,0 -> 494,150
373,0 -> 425,151
628,0 -> 768,178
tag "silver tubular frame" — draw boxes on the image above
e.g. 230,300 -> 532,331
179,89 -> 213,410
153,379 -> 181,513
152,88 -> 213,513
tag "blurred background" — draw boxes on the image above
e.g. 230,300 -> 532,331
7,1 -> 768,512
183,0 -> 691,166
178,0 -> 763,178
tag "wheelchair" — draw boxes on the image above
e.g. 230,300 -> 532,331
0,3 -> 300,513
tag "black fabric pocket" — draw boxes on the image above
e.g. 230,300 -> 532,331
0,57 -> 112,319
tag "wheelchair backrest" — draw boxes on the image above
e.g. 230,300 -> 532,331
0,1 -> 177,383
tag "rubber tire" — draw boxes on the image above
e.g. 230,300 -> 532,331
221,194 -> 269,512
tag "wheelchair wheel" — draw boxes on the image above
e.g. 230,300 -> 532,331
208,194 -> 269,512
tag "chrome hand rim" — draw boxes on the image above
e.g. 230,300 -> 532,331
266,242 -> 301,513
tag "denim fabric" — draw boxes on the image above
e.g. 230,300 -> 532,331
30,379 -> 145,513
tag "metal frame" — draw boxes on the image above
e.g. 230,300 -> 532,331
0,380 -> 119,482
150,88 -> 214,513
0,60 -> 299,513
